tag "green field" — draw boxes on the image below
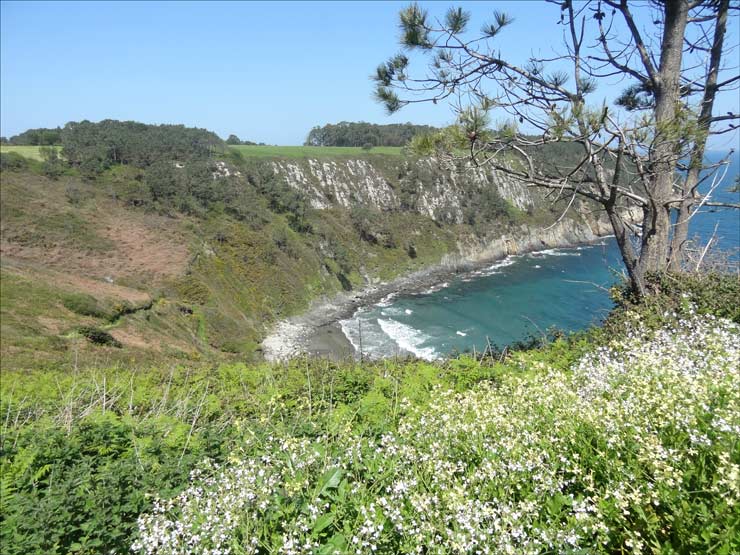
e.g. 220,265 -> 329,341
0,145 -> 60,161
229,144 -> 404,157
1,144 -> 404,162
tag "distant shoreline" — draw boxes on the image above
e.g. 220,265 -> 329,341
261,227 -> 618,362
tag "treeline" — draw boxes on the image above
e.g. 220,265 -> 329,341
305,121 -> 438,147
2,119 -> 313,232
1,127 -> 62,146
60,120 -> 224,174
225,134 -> 265,146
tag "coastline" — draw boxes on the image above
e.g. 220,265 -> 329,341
261,218 -> 619,361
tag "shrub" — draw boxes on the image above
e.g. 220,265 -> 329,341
40,146 -> 65,179
76,326 -> 122,347
62,293 -> 110,319
0,152 -> 28,171
610,271 -> 740,328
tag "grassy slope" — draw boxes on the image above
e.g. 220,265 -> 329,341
0,145 -> 403,160
0,152 -> 461,370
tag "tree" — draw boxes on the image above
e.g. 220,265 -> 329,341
39,146 -> 64,179
226,134 -> 242,145
374,1 -> 739,296
304,121 -> 438,147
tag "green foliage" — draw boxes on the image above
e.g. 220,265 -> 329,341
610,271 -> 740,326
7,127 -> 62,146
229,145 -> 404,157
172,276 -> 211,305
62,293 -> 110,319
2,289 -> 739,553
0,152 -> 29,171
305,121 -> 436,147
0,412 -> 228,555
0,359 -> 495,554
76,326 -> 122,347
463,185 -> 517,230
225,134 -> 262,146
61,119 -> 224,175
350,206 -> 396,247
39,146 -> 65,179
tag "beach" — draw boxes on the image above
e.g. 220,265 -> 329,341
261,224 -> 621,362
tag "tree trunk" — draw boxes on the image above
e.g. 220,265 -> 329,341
669,0 -> 729,271
606,204 -> 645,296
636,0 -> 689,279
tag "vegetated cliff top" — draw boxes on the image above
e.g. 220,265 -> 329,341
0,121 -> 600,370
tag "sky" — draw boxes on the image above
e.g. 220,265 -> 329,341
1,1 -> 738,148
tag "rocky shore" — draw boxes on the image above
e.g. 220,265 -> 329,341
261,215 -> 623,361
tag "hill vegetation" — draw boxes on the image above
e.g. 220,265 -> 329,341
5,119 -> 543,369
305,121 -> 438,147
1,277 -> 738,554
1,119 -> 738,553
1,126 -> 62,146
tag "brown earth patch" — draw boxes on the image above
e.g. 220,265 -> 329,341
2,259 -> 151,304
109,327 -> 156,350
37,316 -> 68,334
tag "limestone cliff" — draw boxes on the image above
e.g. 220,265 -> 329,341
269,155 -> 616,262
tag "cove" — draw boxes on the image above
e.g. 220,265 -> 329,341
339,240 -> 624,360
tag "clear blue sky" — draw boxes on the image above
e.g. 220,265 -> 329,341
1,1 -> 738,148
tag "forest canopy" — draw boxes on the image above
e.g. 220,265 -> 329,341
3,127 -> 62,146
304,121 -> 438,147
60,119 -> 224,174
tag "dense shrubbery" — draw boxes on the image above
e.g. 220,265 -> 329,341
61,120 -> 224,175
6,127 -> 62,146
132,312 -> 738,554
225,134 -> 264,146
305,121 -> 438,147
609,271 -> 740,327
0,152 -> 29,171
2,276 -> 739,554
76,326 -> 122,347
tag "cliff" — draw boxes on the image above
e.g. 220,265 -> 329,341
1,151 -> 622,368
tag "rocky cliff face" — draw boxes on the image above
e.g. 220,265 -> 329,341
269,155 -> 622,261
271,157 -> 539,224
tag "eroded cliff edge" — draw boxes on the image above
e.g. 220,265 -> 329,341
261,155 -> 627,360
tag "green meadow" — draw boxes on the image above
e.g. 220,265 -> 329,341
229,144 -> 404,157
0,145 -> 59,161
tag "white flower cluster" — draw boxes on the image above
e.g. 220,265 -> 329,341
133,313 -> 739,554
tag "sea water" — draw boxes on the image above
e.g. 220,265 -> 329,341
340,153 -> 739,360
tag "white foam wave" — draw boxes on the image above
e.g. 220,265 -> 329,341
377,318 -> 438,361
487,257 -> 515,270
375,292 -> 397,307
531,248 -> 581,257
421,281 -> 450,295
456,330 -> 467,337
338,318 -> 362,353
404,309 -> 413,315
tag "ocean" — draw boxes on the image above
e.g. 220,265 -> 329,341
339,153 -> 740,360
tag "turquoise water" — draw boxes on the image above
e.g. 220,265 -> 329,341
340,154 -> 739,360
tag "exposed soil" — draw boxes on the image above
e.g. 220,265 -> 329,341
1,211 -> 189,285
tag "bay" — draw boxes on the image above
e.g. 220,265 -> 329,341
340,153 -> 739,360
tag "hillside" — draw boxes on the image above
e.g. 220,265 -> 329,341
1,290 -> 738,554
1,129 -> 615,370
1,128 -> 738,555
